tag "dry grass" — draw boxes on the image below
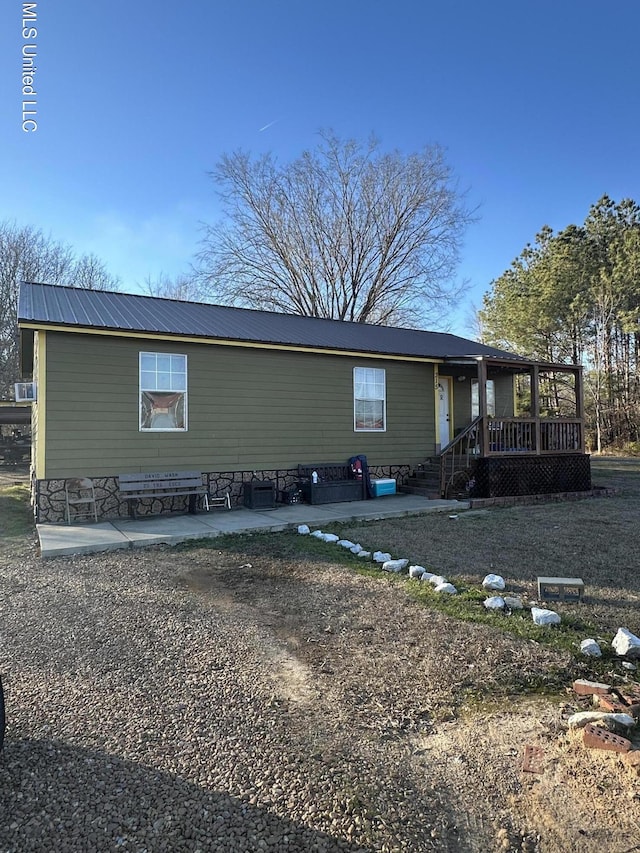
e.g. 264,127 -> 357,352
2,458 -> 638,851
333,456 -> 640,654
0,482 -> 32,556
2,456 -> 638,686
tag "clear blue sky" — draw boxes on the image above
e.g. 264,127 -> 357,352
2,0 -> 638,335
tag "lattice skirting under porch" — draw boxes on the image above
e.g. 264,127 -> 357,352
469,454 -> 592,499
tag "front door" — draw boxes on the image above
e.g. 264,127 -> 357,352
438,379 -> 452,449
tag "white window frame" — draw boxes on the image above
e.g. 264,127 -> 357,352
353,366 -> 386,432
471,379 -> 495,418
139,352 -> 188,432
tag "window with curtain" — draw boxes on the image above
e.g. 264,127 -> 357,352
354,367 -> 386,431
139,352 -> 187,431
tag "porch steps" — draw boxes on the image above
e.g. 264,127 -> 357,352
400,464 -> 442,499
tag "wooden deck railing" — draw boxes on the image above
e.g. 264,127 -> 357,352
439,416 -> 584,496
487,418 -> 535,453
440,416 -> 482,497
487,418 -> 583,454
539,419 -> 583,452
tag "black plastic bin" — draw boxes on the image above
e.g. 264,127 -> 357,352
243,479 -> 276,509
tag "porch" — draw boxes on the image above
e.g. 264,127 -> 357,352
421,356 -> 589,499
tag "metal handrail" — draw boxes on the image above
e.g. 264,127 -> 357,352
439,416 -> 482,497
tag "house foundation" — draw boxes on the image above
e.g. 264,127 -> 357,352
32,464 -> 412,523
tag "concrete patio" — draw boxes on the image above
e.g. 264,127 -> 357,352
36,493 -> 468,557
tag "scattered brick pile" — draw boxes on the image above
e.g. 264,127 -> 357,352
570,678 -> 640,769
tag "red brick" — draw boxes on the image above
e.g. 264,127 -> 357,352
573,679 -> 611,696
598,695 -> 629,714
522,744 -> 545,774
583,723 -> 631,753
614,685 -> 640,706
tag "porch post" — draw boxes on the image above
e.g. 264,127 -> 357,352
478,357 -> 489,455
575,367 -> 585,452
531,364 -> 541,454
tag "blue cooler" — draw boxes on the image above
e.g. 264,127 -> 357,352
371,478 -> 396,497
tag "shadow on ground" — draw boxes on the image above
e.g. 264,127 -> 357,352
0,737 -> 367,852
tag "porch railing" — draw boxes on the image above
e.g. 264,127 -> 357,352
487,418 -> 583,454
539,419 -> 583,452
439,416 -> 584,496
440,416 -> 482,497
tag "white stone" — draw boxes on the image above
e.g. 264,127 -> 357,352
372,551 -> 392,563
612,627 -> 640,659
434,582 -> 457,594
428,575 -> 448,587
580,638 -> 602,657
408,565 -> 425,579
322,533 -> 340,543
357,551 -> 371,559
531,607 -> 561,626
382,559 -> 409,573
311,530 -> 324,538
503,596 -> 523,610
484,596 -> 505,610
350,544 -> 363,554
337,539 -> 356,549
482,574 -> 505,591
420,571 -> 436,582
567,711 -> 635,729
297,525 -> 310,535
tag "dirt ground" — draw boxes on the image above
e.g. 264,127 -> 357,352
2,460 -> 640,851
175,537 -> 640,853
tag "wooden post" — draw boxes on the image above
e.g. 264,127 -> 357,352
531,364 -> 541,454
575,366 -> 585,452
478,358 -> 489,455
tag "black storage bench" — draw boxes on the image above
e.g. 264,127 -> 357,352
298,463 -> 364,505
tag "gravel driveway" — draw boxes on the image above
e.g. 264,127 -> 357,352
2,540 -> 453,853
1,530 -> 636,853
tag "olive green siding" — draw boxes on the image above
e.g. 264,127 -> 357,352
440,369 -> 515,434
438,367 -> 474,433
452,381 -> 472,431
41,331 -> 436,478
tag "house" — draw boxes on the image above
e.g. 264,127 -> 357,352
17,281 -> 590,522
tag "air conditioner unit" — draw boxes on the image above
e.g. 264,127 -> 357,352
14,382 -> 37,402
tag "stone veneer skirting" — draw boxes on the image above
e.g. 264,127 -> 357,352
33,465 -> 413,524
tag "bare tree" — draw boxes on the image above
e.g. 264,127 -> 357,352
72,252 -> 119,291
0,221 -> 120,399
141,272 -> 201,302
196,131 -> 474,326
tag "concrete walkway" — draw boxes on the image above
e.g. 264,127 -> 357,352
36,494 -> 468,558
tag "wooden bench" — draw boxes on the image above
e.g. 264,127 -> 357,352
537,576 -> 584,602
118,471 -> 207,518
298,463 -> 364,505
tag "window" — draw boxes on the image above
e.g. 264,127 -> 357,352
139,352 -> 187,431
471,379 -> 495,418
354,367 -> 386,431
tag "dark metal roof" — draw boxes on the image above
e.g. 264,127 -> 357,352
18,281 -> 523,362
